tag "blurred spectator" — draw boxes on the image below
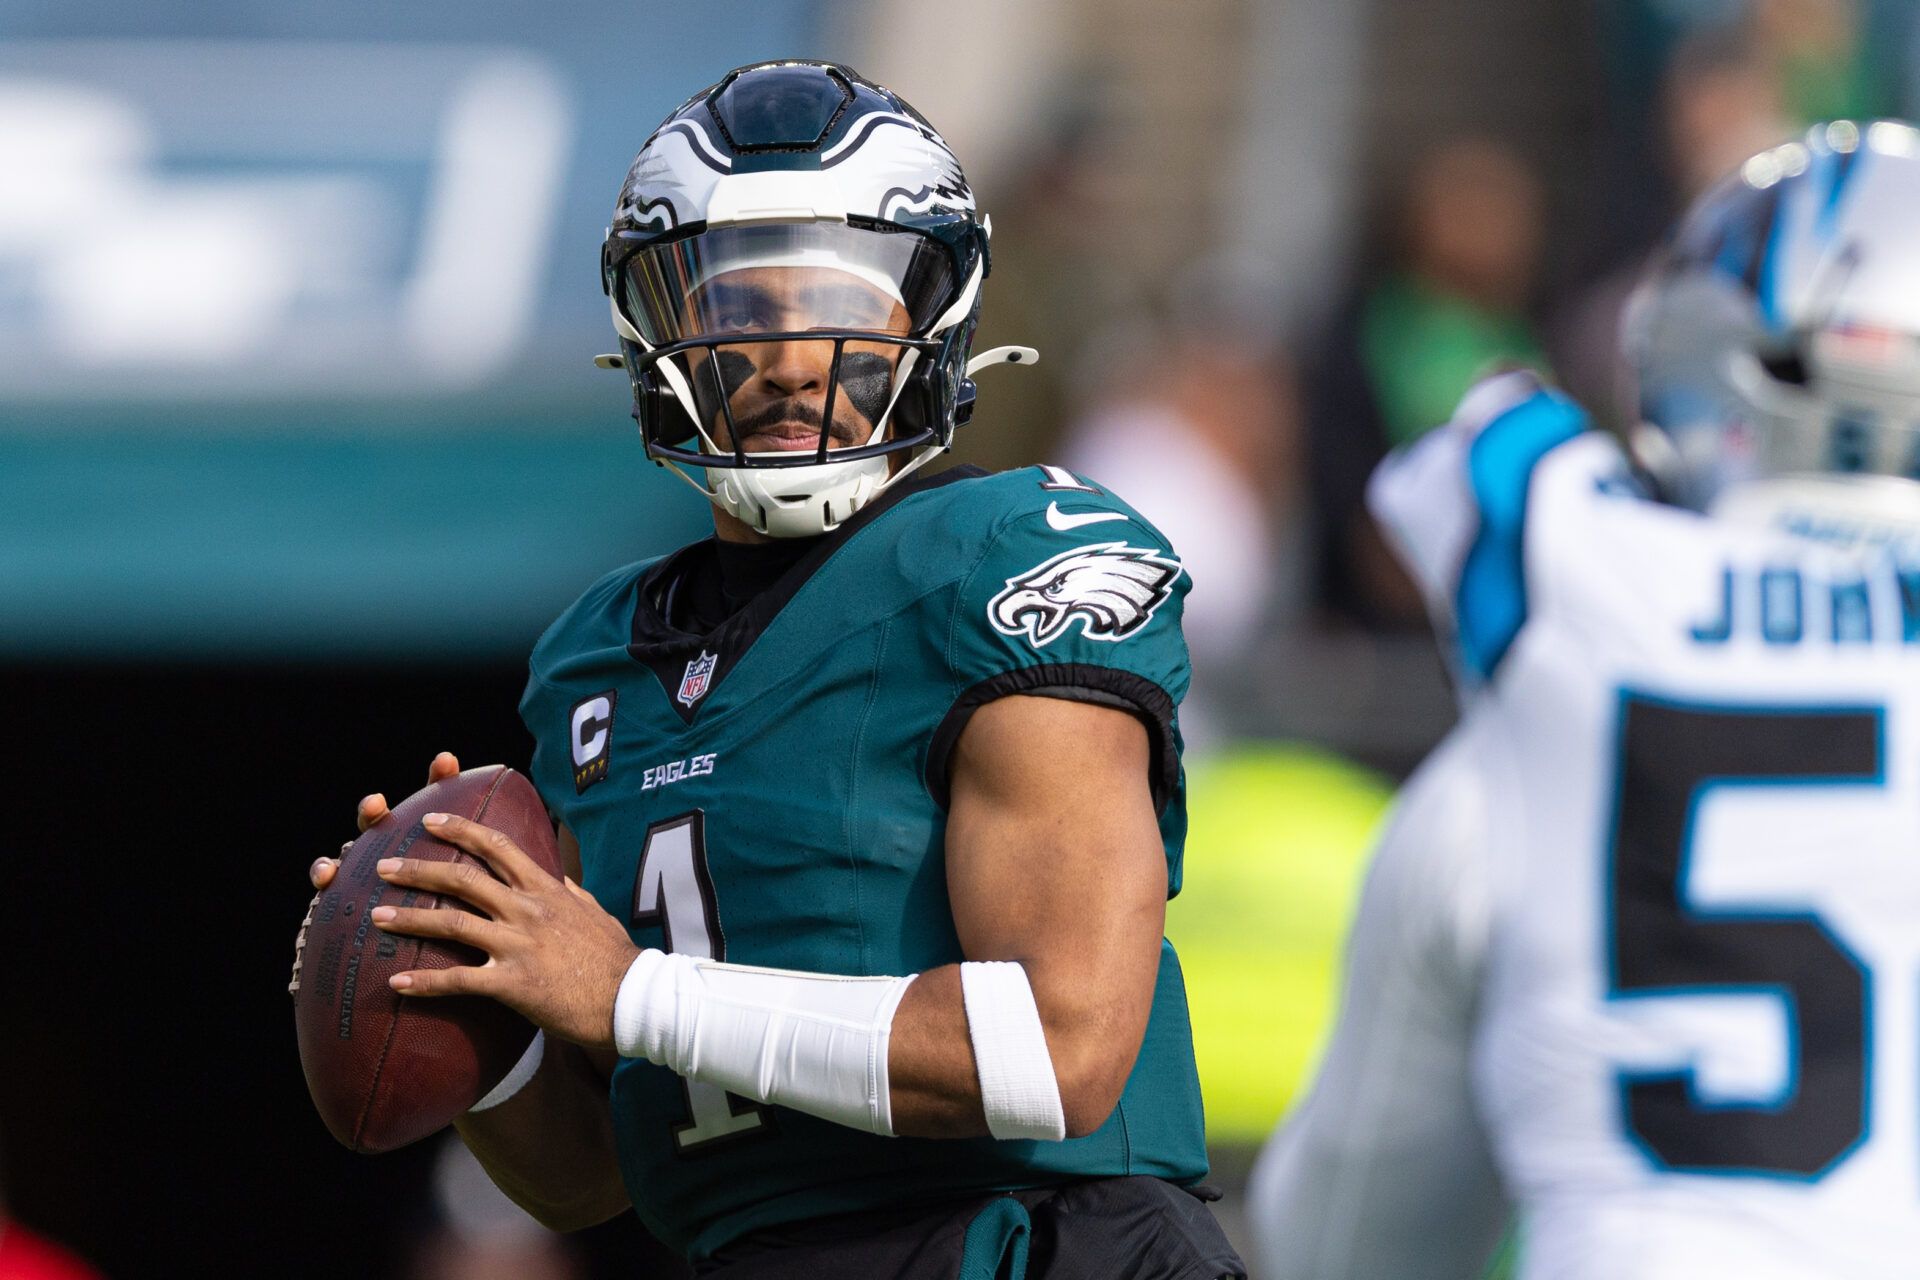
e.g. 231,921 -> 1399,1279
1753,0 -> 1892,123
1665,22 -> 1796,203
1060,259 -> 1306,745
1550,23 -> 1793,423
1360,140 -> 1548,448
958,76 -> 1119,474
1596,0 -> 1897,255
1304,136 -> 1549,629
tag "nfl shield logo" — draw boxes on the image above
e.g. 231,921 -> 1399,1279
677,650 -> 718,708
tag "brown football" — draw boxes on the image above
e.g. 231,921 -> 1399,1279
291,765 -> 559,1153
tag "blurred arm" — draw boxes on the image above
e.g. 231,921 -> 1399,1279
452,823 -> 628,1231
1248,725 -> 1509,1279
1367,370 -> 1589,690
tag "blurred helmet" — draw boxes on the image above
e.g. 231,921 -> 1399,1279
602,61 -> 1017,537
1625,120 -> 1920,543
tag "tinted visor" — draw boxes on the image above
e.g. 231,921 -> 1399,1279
620,222 -> 958,346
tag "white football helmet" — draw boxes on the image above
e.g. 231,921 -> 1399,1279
1624,120 -> 1920,544
599,61 -> 1034,538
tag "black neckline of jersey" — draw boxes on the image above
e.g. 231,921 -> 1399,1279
628,464 -> 988,723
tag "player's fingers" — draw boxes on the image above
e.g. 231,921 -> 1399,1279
371,905 -> 512,954
422,813 -> 550,889
374,855 -> 513,916
309,857 -> 338,890
388,964 -> 497,998
356,793 -> 389,833
426,752 -> 461,783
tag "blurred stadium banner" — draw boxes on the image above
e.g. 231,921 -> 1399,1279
0,3 -> 826,658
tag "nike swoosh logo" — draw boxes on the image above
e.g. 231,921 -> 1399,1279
1045,502 -> 1130,532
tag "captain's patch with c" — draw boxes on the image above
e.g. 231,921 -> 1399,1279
570,690 -> 618,793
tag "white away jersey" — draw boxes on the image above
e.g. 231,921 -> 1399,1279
1252,375 -> 1920,1279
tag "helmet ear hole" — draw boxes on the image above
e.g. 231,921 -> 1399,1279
1759,346 -> 1811,387
889,356 -> 945,441
631,351 -> 700,447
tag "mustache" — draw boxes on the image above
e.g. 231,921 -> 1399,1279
731,397 -> 862,442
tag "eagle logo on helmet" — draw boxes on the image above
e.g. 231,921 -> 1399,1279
988,543 -> 1182,648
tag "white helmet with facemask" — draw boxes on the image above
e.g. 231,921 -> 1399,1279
1625,120 -> 1920,547
599,61 -> 1034,538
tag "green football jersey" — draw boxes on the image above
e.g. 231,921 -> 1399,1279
519,464 -> 1209,1260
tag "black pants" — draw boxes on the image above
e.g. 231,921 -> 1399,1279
696,1176 -> 1247,1280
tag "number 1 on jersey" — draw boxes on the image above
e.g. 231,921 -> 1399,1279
632,811 -> 768,1152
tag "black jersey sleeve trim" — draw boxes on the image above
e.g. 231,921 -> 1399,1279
924,663 -> 1179,814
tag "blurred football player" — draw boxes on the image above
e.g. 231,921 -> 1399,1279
310,61 -> 1242,1279
1250,120 -> 1920,1279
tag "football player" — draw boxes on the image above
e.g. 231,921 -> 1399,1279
1249,120 -> 1920,1279
309,61 -> 1243,1279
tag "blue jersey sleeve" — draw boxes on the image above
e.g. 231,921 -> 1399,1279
926,473 -> 1191,814
1368,373 -> 1598,685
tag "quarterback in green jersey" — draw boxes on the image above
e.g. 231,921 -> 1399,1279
314,61 -> 1243,1279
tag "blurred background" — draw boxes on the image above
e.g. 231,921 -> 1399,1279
0,0 -> 1912,1274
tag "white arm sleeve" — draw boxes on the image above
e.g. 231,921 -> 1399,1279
1248,722 -> 1510,1280
615,950 -> 916,1136
614,953 -> 1069,1142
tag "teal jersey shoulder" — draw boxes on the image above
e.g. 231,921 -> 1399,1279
926,466 -> 1191,845
527,554 -> 666,690
518,466 -> 1206,1260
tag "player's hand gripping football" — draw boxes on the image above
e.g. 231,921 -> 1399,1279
306,750 -> 465,891
368,807 -> 641,1049
299,754 -> 469,986
307,752 -> 641,1049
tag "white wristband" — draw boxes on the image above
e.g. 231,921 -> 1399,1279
959,961 -> 1067,1141
469,1030 -> 544,1113
613,949 -> 915,1136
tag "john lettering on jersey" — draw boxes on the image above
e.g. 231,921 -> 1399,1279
519,464 -> 1209,1259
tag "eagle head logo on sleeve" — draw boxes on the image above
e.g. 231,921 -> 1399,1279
988,543 -> 1183,647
